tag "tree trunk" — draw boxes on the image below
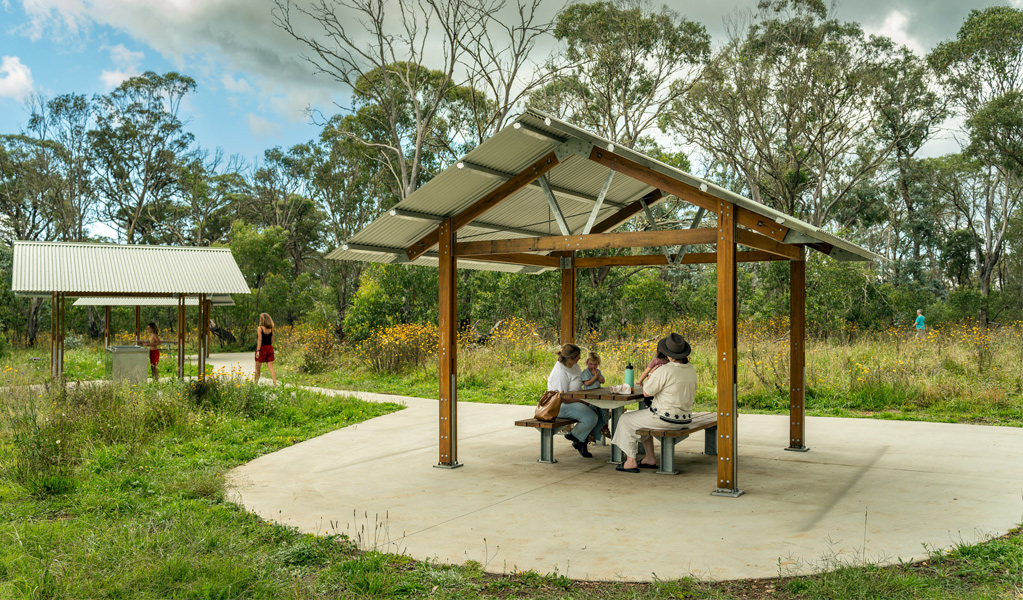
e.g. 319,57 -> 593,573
26,298 -> 42,346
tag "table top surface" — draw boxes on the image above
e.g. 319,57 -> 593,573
561,387 -> 644,401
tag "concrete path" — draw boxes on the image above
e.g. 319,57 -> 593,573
225,371 -> 1023,582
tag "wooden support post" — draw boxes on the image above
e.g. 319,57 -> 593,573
787,252 -> 809,452
205,300 -> 212,358
436,219 -> 461,468
198,294 -> 206,381
714,201 -> 743,497
135,306 -> 141,343
560,253 -> 576,345
104,305 -> 111,349
177,296 -> 185,380
50,292 -> 56,379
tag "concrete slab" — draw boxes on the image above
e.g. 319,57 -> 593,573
226,381 -> 1023,582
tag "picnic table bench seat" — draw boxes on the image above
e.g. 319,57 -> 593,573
514,417 -> 577,463
637,411 -> 718,475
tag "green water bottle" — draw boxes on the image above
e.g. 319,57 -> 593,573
624,362 -> 634,391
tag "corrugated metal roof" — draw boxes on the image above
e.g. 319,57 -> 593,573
72,295 -> 236,307
13,241 -> 251,297
326,109 -> 881,268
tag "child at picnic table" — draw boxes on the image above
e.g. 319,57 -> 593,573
636,350 -> 668,406
580,352 -> 605,390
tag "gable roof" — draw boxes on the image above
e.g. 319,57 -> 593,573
326,109 -> 881,270
12,241 -> 250,298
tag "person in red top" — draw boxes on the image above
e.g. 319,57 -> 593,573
254,312 -> 277,385
136,322 -> 161,382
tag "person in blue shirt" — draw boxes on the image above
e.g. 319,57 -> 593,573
914,309 -> 926,339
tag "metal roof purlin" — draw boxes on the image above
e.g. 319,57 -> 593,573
406,149 -> 563,261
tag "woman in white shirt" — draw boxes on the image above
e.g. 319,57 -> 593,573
611,333 -> 697,472
547,343 -> 605,458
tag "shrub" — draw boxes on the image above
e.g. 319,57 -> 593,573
357,323 -> 438,373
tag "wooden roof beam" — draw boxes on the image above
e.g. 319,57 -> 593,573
456,227 -> 716,256
587,148 -> 791,242
736,229 -> 802,260
574,250 -> 786,269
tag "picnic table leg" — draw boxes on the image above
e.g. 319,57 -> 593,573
608,406 -> 625,464
539,428 -> 558,463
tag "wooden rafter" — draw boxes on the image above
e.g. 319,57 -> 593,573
573,250 -> 785,269
736,229 -> 802,260
406,152 -> 560,261
461,253 -> 561,268
588,148 -> 792,242
456,228 -> 717,257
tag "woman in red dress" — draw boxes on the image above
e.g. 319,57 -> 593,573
254,313 -> 277,385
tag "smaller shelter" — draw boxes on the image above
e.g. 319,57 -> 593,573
12,241 -> 249,380
73,296 -> 236,355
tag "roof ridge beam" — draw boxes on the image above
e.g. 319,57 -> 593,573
456,228 -> 716,256
457,159 -> 624,208
406,151 -> 562,260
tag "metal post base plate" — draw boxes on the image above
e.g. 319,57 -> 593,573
711,488 -> 745,498
434,462 -> 464,469
785,446 -> 810,452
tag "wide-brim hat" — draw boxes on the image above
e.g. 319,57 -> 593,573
657,332 -> 691,360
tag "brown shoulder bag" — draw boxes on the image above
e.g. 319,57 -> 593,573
534,390 -> 562,421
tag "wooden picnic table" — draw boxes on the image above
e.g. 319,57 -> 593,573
561,386 -> 645,464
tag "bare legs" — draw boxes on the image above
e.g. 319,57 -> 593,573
254,360 -> 277,385
621,437 -> 657,469
151,363 -> 159,382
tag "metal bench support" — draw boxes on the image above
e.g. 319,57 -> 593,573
539,428 -> 558,463
655,425 -> 718,475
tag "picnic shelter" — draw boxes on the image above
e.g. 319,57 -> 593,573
328,109 -> 880,496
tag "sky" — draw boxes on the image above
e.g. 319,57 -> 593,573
1,0 -> 1020,164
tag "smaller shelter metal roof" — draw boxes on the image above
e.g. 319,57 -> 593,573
12,241 -> 250,298
73,296 -> 236,307
326,109 -> 881,270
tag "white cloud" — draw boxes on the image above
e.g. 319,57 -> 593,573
221,73 -> 253,94
0,55 -> 35,102
863,10 -> 927,56
17,0 -> 341,124
247,113 -> 281,137
99,43 -> 144,89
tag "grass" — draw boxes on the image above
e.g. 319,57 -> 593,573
271,318 -> 1023,427
3,319 -> 1023,598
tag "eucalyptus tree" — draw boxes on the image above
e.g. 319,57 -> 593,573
89,71 -> 196,244
929,6 -> 1023,322
923,154 -> 1021,323
171,149 -> 246,246
529,0 -> 710,149
26,93 -> 96,242
668,0 -> 903,229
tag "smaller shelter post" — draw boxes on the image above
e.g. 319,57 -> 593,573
788,251 -> 809,451
197,294 -> 207,380
436,219 -> 461,468
135,306 -> 141,342
104,306 -> 111,348
177,296 -> 185,379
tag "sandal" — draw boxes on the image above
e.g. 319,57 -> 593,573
615,463 -> 640,473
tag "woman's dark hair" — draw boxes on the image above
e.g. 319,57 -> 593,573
656,352 -> 666,360
555,343 -> 581,364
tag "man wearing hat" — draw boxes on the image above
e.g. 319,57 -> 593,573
612,333 -> 697,472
